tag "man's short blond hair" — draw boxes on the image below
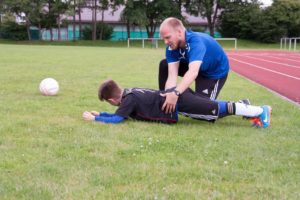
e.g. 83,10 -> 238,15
160,17 -> 185,32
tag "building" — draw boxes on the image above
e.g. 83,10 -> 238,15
42,6 -> 210,41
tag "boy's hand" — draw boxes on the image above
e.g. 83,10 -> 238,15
83,111 -> 95,121
91,111 -> 100,116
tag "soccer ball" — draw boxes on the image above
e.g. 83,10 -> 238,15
39,78 -> 59,96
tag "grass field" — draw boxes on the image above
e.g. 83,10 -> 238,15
0,44 -> 299,199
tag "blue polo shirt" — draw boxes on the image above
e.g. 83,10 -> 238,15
166,31 -> 229,79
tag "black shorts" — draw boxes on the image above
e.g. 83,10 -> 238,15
194,73 -> 228,100
177,88 -> 219,122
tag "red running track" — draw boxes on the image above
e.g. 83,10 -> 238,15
226,50 -> 300,104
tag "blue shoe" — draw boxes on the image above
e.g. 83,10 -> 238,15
251,105 -> 272,128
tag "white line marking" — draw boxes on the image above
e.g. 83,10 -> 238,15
229,57 -> 300,81
230,54 -> 300,69
232,72 -> 300,107
260,55 -> 300,64
227,52 -> 300,59
284,55 -> 300,59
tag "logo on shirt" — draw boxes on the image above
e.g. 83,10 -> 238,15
186,43 -> 190,52
179,49 -> 186,59
133,88 -> 156,94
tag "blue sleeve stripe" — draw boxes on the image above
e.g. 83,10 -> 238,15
95,114 -> 125,124
100,112 -> 115,117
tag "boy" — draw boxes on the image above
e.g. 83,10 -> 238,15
83,79 -> 272,128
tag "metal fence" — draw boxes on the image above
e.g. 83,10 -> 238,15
127,37 -> 237,49
280,37 -> 300,51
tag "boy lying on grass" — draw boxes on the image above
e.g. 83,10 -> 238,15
83,79 -> 271,128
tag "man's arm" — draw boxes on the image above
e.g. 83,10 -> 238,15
164,62 -> 179,90
161,61 -> 201,113
176,61 -> 201,94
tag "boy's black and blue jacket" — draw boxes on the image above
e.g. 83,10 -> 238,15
95,88 -> 178,124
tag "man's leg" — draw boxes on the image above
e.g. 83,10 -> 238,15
217,100 -> 272,128
195,74 -> 228,100
178,89 -> 272,128
158,59 -> 169,91
158,59 -> 188,90
177,89 -> 219,122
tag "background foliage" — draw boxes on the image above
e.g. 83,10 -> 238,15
0,21 -> 27,40
1,0 -> 299,42
219,0 -> 300,43
82,22 -> 113,40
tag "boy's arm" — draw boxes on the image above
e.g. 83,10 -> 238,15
84,93 -> 135,124
99,112 -> 118,117
95,114 -> 124,123
83,111 -> 125,124
90,111 -> 118,117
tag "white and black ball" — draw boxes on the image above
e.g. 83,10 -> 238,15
39,78 -> 59,96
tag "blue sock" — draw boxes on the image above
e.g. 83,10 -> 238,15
216,100 -> 228,118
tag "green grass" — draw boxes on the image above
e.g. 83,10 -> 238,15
0,44 -> 299,199
232,39 -> 281,49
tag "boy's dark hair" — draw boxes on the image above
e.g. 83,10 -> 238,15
98,79 -> 122,101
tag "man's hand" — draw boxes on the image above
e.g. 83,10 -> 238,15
83,111 -> 96,121
160,91 -> 179,114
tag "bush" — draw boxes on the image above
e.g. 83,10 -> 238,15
0,21 -> 27,40
219,0 -> 300,43
82,23 -> 113,40
190,26 -> 206,33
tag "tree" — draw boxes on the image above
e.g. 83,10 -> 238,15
266,0 -> 300,37
82,21 -> 113,40
2,0 -> 69,41
146,0 -> 181,38
218,0 -> 300,43
85,0 -> 122,40
75,0 -> 88,39
67,0 -> 86,41
91,0 -> 97,40
122,0 -> 181,39
40,0 -> 63,41
2,0 -> 34,40
1,0 -> 68,41
98,0 -> 122,40
29,0 -> 47,40
54,1 -> 69,41
121,0 -> 148,39
218,0 -> 262,39
0,0 -> 4,24
185,0 -> 228,37
0,21 -> 27,40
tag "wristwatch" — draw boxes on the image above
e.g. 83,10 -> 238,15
173,89 -> 181,96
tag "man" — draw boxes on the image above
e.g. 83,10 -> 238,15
82,79 -> 272,128
159,17 -> 230,114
